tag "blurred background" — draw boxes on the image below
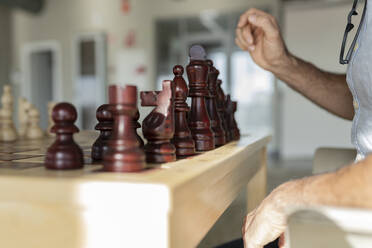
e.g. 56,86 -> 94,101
0,0 -> 354,189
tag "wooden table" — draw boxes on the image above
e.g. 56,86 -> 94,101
0,131 -> 270,248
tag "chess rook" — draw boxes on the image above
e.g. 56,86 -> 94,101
186,45 -> 215,151
226,95 -> 240,141
141,80 -> 176,163
91,104 -> 113,161
103,85 -> 146,172
171,65 -> 196,158
216,79 -> 230,142
45,102 -> 84,170
206,60 -> 226,147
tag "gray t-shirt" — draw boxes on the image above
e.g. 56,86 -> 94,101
347,0 -> 372,161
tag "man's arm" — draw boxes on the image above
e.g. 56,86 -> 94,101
236,8 -> 354,120
243,156 -> 372,248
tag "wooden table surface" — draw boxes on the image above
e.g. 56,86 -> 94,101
0,131 -> 271,248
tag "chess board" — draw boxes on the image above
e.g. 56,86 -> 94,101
0,131 -> 97,172
0,130 -> 270,248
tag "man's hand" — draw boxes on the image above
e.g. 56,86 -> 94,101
235,8 -> 293,73
243,180 -> 305,248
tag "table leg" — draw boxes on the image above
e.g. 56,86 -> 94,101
246,147 -> 267,212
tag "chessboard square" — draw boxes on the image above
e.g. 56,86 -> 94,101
84,156 -> 93,165
0,153 -> 44,161
0,147 -> 39,153
83,150 -> 91,156
0,162 -> 43,170
14,149 -> 47,156
9,154 -> 45,164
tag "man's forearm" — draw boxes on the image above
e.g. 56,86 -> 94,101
272,54 -> 354,120
295,156 -> 372,209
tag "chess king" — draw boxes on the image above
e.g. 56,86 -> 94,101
186,45 -> 215,152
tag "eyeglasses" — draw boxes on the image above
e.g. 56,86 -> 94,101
340,0 -> 367,65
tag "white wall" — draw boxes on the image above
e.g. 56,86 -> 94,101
10,0 -> 280,100
281,3 -> 353,159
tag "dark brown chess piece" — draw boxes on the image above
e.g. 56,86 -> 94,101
226,95 -> 241,141
171,65 -> 196,158
45,102 -> 84,170
141,80 -> 176,163
186,45 -> 215,151
216,79 -> 230,142
103,85 -> 146,172
133,110 -> 144,147
206,60 -> 226,147
91,104 -> 113,161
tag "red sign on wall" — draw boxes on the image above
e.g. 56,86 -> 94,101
121,0 -> 130,14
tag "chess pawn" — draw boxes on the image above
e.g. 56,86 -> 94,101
141,80 -> 176,163
91,104 -> 113,161
171,65 -> 196,158
18,97 -> 28,138
133,110 -> 144,147
47,102 -> 57,137
103,85 -> 146,172
226,95 -> 240,141
186,45 -> 215,151
0,85 -> 17,142
26,105 -> 44,139
216,79 -> 230,142
206,60 -> 226,147
45,102 -> 84,170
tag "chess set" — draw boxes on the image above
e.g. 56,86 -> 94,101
0,44 -> 240,173
0,45 -> 271,248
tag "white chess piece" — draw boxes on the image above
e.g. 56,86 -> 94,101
18,97 -> 29,138
25,104 -> 44,139
47,102 -> 57,137
0,85 -> 17,141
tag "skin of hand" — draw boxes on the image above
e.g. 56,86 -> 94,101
242,155 -> 372,248
242,180 -> 305,248
235,8 -> 293,74
235,8 -> 354,120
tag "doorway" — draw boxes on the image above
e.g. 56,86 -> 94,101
155,10 -> 277,155
21,41 -> 62,130
73,32 -> 107,130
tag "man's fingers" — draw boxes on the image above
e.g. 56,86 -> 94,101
238,10 -> 251,28
237,8 -> 279,40
235,28 -> 249,50
236,28 -> 256,52
279,233 -> 286,248
248,14 -> 279,38
242,210 -> 256,235
238,8 -> 276,28
235,37 -> 248,51
242,25 -> 254,45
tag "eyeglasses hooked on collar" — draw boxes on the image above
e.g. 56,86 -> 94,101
340,0 -> 367,65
